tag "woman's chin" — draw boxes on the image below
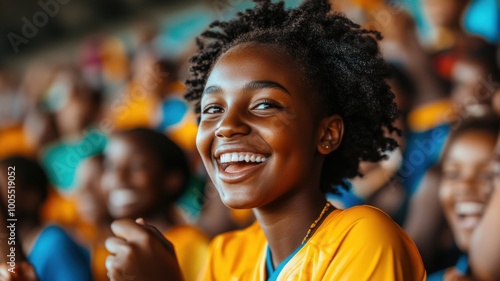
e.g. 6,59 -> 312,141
221,195 -> 258,210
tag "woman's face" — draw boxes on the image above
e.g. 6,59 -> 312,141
439,130 -> 496,252
196,43 -> 339,209
101,135 -> 165,219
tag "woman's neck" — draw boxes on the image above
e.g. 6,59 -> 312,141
253,187 -> 329,268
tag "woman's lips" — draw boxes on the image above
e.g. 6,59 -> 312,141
108,189 -> 139,208
216,155 -> 269,183
454,201 -> 485,230
224,161 -> 262,173
457,216 -> 481,230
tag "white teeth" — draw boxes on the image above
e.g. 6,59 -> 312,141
455,202 -> 485,216
219,153 -> 268,164
221,154 -> 231,163
109,189 -> 138,207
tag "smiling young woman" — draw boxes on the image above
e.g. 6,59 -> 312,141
104,1 -> 426,280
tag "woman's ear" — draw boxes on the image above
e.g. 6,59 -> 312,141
318,115 -> 343,155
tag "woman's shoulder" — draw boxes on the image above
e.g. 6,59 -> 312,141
36,224 -> 75,245
29,225 -> 90,271
315,205 -> 426,280
319,205 -> 416,249
32,224 -> 89,257
332,205 -> 398,227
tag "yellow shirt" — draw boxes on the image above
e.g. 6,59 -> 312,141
164,225 -> 210,281
200,205 -> 426,281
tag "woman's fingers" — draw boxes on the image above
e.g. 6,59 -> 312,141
0,264 -> 12,281
111,218 -> 175,253
105,236 -> 129,255
135,218 -> 146,225
110,219 -> 147,241
105,219 -> 184,281
19,262 -> 37,281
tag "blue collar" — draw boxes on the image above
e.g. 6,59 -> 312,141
265,243 -> 306,281
455,254 -> 470,275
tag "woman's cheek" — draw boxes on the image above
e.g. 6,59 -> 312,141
438,182 -> 454,209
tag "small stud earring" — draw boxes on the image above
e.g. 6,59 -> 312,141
322,143 -> 330,150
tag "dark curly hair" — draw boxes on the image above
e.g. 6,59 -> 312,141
185,0 -> 399,193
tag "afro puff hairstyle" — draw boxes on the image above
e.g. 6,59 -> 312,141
185,0 -> 400,193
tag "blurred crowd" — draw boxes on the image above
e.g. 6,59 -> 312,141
0,0 -> 499,280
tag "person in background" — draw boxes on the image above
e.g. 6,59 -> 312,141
428,114 -> 499,280
72,154 -> 112,281
101,128 -> 209,281
0,156 -> 92,281
421,0 -> 496,80
40,67 -> 107,193
468,113 -> 500,281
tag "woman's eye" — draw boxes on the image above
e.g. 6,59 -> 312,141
479,172 -> 493,182
443,170 -> 460,180
253,101 -> 282,110
202,105 -> 224,114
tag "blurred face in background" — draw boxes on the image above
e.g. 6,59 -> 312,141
451,59 -> 493,115
49,70 -> 101,138
439,130 -> 496,252
422,0 -> 470,28
55,92 -> 95,138
101,135 -> 166,220
493,132 -> 500,201
73,156 -> 108,224
492,89 -> 500,116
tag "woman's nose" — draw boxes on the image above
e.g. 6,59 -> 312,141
455,176 -> 484,198
215,108 -> 251,138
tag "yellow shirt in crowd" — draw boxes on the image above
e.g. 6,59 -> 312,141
164,225 -> 210,281
200,205 -> 426,281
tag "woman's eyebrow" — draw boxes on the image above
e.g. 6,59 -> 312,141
203,85 -> 223,96
203,81 -> 291,96
244,80 -> 291,95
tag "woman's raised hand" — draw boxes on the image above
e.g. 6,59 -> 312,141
105,218 -> 184,281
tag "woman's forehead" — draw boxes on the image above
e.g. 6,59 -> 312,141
206,43 -> 311,93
